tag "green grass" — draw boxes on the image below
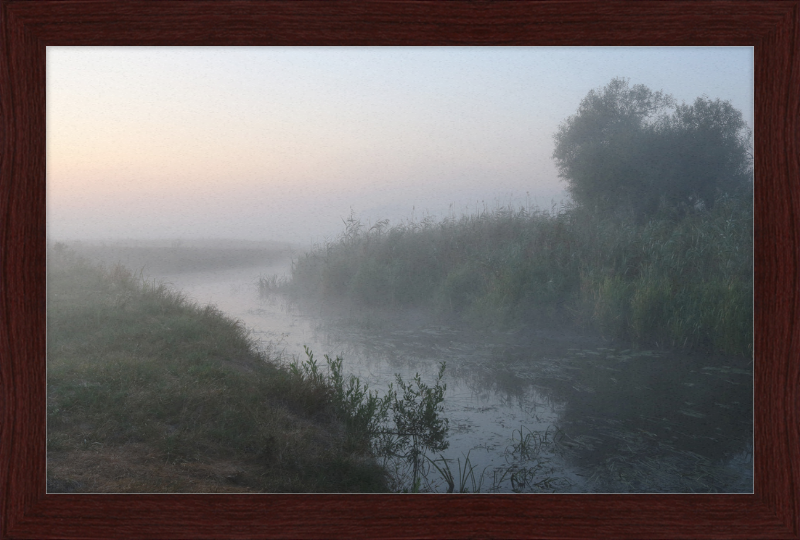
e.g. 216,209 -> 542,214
47,246 -> 389,493
277,195 -> 752,356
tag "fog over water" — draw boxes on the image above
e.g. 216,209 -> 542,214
48,47 -> 754,492
93,255 -> 749,493
47,47 -> 752,246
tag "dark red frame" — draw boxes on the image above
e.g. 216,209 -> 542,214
1,1 -> 797,538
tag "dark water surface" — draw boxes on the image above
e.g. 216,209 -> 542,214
156,261 -> 753,493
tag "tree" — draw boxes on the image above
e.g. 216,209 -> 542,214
552,78 -> 752,221
653,97 -> 753,211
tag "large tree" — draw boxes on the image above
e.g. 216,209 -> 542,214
552,78 -> 752,221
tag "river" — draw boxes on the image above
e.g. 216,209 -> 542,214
152,257 -> 753,494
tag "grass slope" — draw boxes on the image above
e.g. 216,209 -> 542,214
47,247 -> 388,493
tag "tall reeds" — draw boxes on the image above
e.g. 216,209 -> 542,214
285,195 -> 752,356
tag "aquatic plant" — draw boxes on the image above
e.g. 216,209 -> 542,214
508,425 -> 555,461
414,424 -> 574,493
425,450 -> 487,493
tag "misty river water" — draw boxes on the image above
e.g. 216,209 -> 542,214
153,257 -> 753,494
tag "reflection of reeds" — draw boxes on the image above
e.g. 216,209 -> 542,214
416,425 -> 574,493
286,196 -> 752,356
509,424 -> 555,460
497,425 -> 573,493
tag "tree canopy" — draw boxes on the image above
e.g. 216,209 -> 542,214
552,78 -> 753,221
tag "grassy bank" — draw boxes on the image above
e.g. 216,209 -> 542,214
279,196 -> 752,356
47,246 -> 388,493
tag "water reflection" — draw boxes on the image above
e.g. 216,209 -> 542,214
158,263 -> 753,493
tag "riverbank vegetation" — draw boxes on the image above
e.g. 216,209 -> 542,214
47,245 -> 389,492
289,347 -> 450,492
268,79 -> 753,357
273,195 -> 751,357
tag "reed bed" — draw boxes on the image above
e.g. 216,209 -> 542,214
278,195 -> 752,356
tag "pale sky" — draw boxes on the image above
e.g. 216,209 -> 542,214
47,47 -> 753,246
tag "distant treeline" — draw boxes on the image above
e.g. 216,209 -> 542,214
58,240 -> 292,275
281,195 -> 752,357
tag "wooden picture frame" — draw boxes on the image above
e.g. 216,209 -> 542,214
1,1 -> 797,538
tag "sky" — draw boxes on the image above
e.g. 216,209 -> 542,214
47,47 -> 753,246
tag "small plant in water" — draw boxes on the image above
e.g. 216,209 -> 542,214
508,424 -> 555,461
425,450 -> 487,493
489,424 -> 573,493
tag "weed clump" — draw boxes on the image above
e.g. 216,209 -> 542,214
289,347 -> 449,491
